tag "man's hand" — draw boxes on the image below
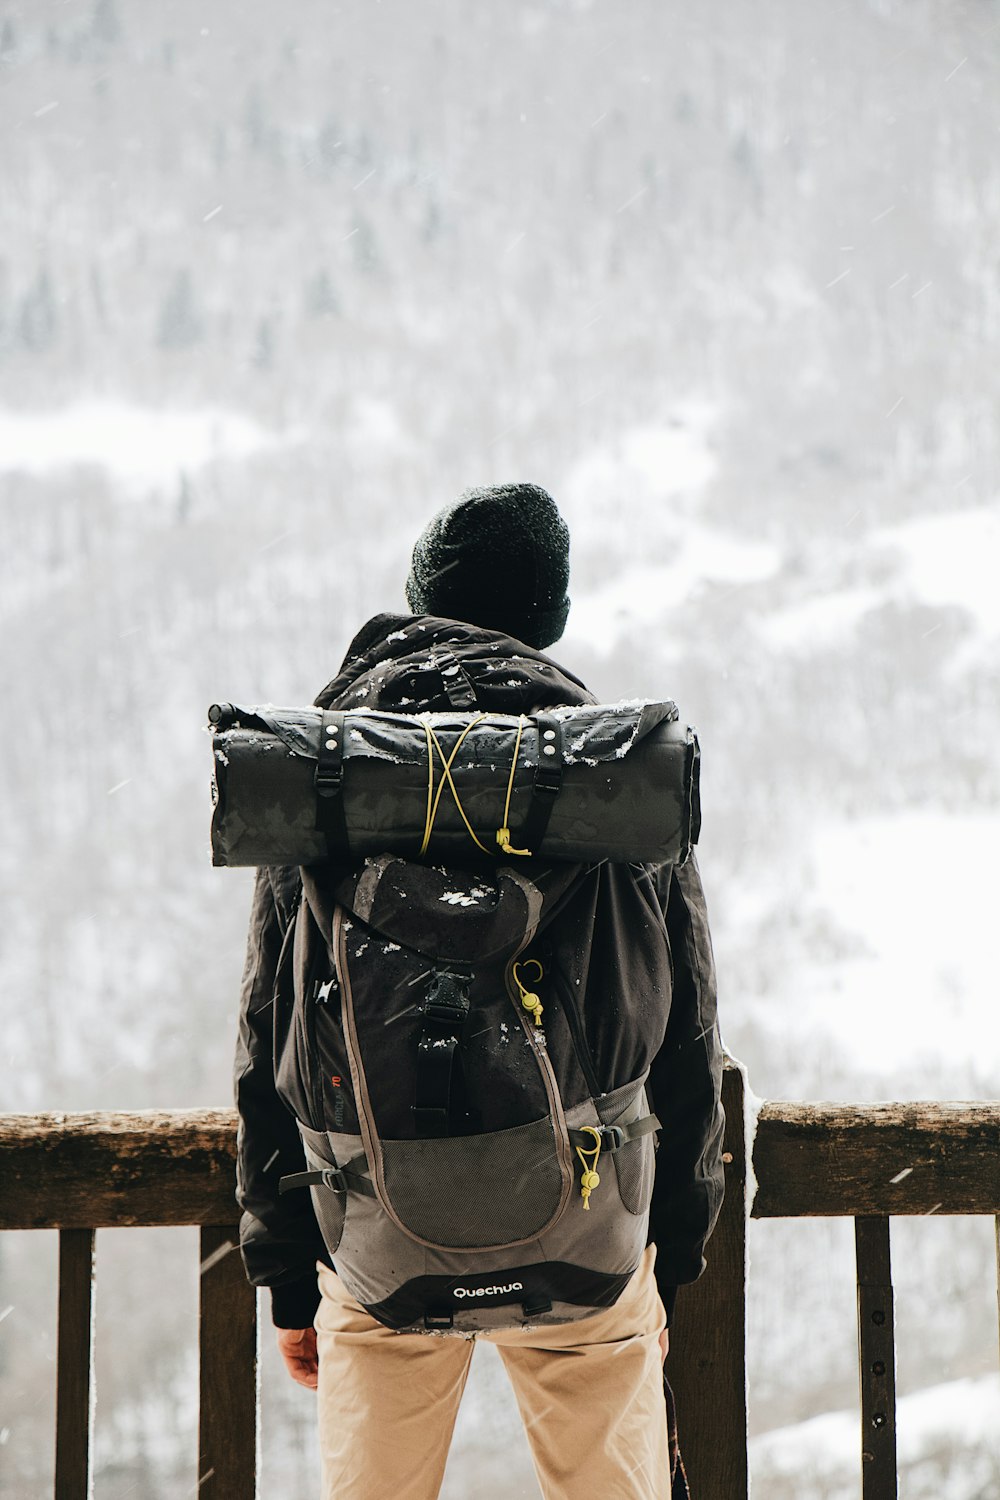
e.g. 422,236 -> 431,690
658,1328 -> 670,1363
276,1327 -> 319,1390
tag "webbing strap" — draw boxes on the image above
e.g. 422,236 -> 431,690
519,714 -> 563,855
413,968 -> 472,1137
434,651 -> 478,710
314,710 -> 349,855
278,1153 -> 375,1199
568,1114 -> 661,1153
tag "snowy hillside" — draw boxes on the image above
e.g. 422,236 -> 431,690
2,1 -> 999,1495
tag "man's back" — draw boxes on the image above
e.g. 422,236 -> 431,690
232,485 -> 723,1498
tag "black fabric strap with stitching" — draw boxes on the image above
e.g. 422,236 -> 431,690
278,1153 -> 375,1199
413,968 -> 472,1137
314,709 -> 350,856
568,1114 -> 661,1153
434,650 -> 479,710
519,713 -> 564,856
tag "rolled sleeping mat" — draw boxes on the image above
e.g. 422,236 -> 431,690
207,700 -> 700,868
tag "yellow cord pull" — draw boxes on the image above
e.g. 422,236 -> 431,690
512,959 -> 544,1028
497,827 -> 532,857
575,1126 -> 603,1211
496,716 -> 532,857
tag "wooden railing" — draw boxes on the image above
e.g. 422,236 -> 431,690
3,1067 -> 999,1499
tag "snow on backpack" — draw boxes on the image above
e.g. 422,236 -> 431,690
210,653 -> 694,1332
275,853 -> 668,1334
207,699 -> 700,869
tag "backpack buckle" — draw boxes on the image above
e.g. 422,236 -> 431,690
423,995 -> 468,1024
421,968 -> 472,1024
601,1125 -> 626,1152
315,766 -> 344,797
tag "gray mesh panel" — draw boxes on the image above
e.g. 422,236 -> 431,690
309,1183 -> 346,1254
380,1116 -> 564,1249
303,1139 -> 348,1254
597,1083 -> 655,1217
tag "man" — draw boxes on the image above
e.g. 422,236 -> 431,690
235,483 -> 724,1499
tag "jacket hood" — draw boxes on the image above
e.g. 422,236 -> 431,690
314,613 -> 594,718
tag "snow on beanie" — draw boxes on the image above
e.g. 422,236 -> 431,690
405,483 -> 571,649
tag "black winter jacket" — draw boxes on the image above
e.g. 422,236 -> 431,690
234,614 -> 725,1329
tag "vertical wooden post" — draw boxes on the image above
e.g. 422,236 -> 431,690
54,1227 -> 96,1500
667,1063 -> 749,1499
198,1226 -> 258,1499
855,1217 -> 898,1500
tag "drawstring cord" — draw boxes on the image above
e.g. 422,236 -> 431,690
575,1126 -> 602,1210
496,715 -> 532,856
419,714 -> 493,857
512,959 -> 544,1028
417,713 -> 534,860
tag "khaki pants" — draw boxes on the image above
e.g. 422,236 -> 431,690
314,1247 -> 671,1500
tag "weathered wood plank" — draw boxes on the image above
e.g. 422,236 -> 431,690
0,1110 -> 239,1229
855,1218 -> 898,1499
54,1228 -> 95,1500
752,1101 -> 1000,1218
667,1063 -> 749,1499
199,1226 -> 258,1500
5,1098 -> 999,1230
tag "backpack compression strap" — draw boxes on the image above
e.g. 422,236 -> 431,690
568,1116 -> 662,1152
314,710 -> 349,855
413,966 -> 473,1137
518,713 -> 563,856
278,1153 -> 376,1198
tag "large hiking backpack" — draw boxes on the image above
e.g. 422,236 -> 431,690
234,617 -> 683,1334
277,854 -> 667,1334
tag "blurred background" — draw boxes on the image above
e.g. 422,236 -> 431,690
1,0 -> 998,1494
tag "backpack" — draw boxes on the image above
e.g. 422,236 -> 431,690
278,853 -> 667,1334
264,618 -> 681,1335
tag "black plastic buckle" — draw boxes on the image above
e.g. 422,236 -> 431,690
522,1293 -> 553,1317
320,1168 -> 349,1193
601,1125 -> 626,1152
422,969 -> 471,1025
423,996 -> 468,1024
315,768 -> 344,798
424,1305 -> 454,1331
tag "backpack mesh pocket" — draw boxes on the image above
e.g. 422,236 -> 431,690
309,1182 -> 347,1255
597,1083 -> 656,1217
379,1116 -> 566,1249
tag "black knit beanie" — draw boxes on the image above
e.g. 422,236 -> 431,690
405,483 -> 571,648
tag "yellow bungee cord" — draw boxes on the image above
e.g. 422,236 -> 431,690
418,714 -> 493,857
575,1125 -> 603,1211
512,958 -> 544,1028
496,715 -> 532,856
417,712 -> 535,860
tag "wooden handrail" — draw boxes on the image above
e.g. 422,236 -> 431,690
752,1099 -> 1000,1218
3,1081 -> 999,1500
0,1109 -> 238,1230
4,1094 -> 998,1230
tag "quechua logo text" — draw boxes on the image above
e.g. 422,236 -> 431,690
453,1282 -> 524,1299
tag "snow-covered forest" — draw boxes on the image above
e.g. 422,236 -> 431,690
1,1 -> 998,1494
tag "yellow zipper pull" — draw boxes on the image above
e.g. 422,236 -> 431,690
575,1126 -> 603,1211
512,959 -> 544,1027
